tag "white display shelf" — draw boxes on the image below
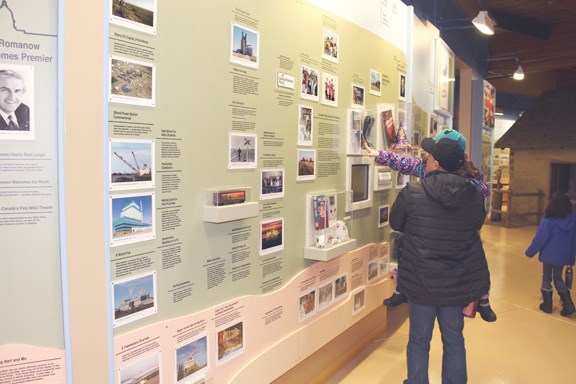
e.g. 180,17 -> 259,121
303,238 -> 357,261
203,202 -> 259,223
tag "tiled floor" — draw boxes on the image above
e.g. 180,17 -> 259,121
324,224 -> 576,383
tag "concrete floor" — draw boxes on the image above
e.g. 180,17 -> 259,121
324,224 -> 576,383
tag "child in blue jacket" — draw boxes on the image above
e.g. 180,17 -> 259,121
525,192 -> 576,316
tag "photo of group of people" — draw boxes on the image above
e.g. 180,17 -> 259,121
261,168 -> 284,200
322,72 -> 338,107
301,64 -> 319,101
322,29 -> 339,63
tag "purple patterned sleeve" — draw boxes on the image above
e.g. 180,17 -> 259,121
375,151 -> 425,178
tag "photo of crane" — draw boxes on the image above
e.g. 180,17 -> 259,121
110,139 -> 154,191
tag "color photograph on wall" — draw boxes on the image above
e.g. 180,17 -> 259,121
352,84 -> 365,107
228,132 -> 257,169
301,64 -> 319,101
260,217 -> 284,255
322,29 -> 339,63
109,56 -> 156,107
298,288 -> 317,322
334,273 -> 348,301
483,80 -> 496,130
321,72 -> 338,107
230,23 -> 259,69
297,105 -> 313,146
296,148 -> 316,180
117,351 -> 160,384
318,281 -> 334,310
175,334 -> 209,383
380,107 -> 397,149
368,260 -> 379,281
352,288 -> 366,315
370,69 -> 382,96
112,271 -> 157,327
109,138 -> 154,191
110,0 -> 157,35
110,192 -> 155,247
378,204 -> 389,227
260,168 -> 284,200
216,320 -> 245,366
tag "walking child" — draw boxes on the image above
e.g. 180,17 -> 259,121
525,192 -> 576,316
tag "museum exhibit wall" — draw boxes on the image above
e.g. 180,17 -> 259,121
0,1 -> 444,383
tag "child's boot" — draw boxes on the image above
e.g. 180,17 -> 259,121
477,298 -> 497,322
539,289 -> 553,313
558,290 -> 575,316
383,291 -> 407,307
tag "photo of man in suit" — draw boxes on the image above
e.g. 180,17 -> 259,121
0,69 -> 30,131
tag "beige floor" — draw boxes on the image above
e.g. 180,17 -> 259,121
324,224 -> 576,384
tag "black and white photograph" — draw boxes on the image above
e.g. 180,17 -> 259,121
322,29 -> 339,63
110,0 -> 157,35
399,73 -> 406,101
260,217 -> 284,256
230,23 -> 259,69
228,132 -> 257,169
301,64 -> 319,102
112,271 -> 157,327
0,64 -> 34,140
261,168 -> 284,200
297,105 -> 313,146
370,69 -> 382,96
109,138 -> 154,191
296,148 -> 316,181
321,72 -> 338,107
109,56 -> 155,107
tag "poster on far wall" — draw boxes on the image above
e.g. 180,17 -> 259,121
434,38 -> 455,116
483,80 -> 496,130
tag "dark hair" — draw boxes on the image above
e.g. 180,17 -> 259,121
544,193 -> 572,219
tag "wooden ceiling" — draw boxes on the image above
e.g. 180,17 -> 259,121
456,0 -> 576,84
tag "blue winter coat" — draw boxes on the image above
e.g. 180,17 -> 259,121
525,215 -> 576,266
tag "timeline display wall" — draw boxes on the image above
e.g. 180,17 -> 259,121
107,1 -> 413,383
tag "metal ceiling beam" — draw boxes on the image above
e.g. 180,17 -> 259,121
491,10 -> 551,40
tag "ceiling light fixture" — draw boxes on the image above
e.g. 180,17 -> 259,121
472,10 -> 495,35
513,64 -> 525,80
485,56 -> 526,81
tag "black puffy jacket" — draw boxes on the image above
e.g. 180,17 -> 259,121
390,171 -> 490,306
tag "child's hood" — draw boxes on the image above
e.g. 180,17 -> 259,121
550,214 -> 576,232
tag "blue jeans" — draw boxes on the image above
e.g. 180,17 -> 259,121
404,302 -> 467,384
